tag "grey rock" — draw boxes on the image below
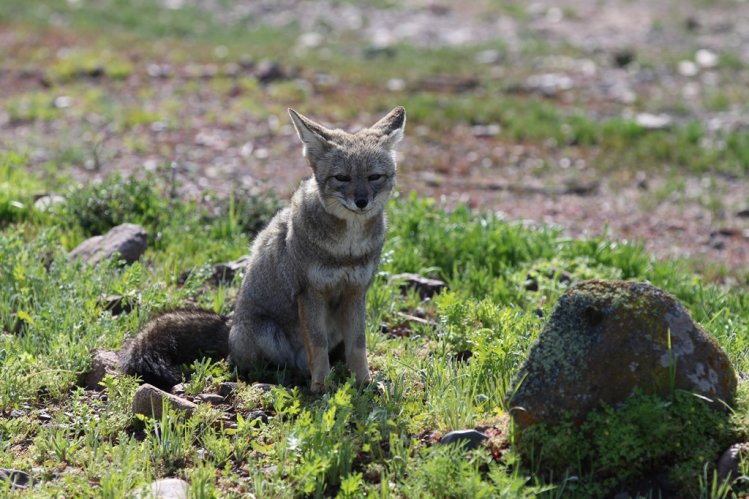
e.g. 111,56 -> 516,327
218,382 -> 239,397
33,194 -> 65,211
507,280 -> 737,429
392,273 -> 447,300
717,442 -> 749,481
475,49 -> 502,65
470,124 -> 501,137
250,382 -> 277,394
255,60 -> 285,83
196,393 -> 225,405
0,468 -> 31,489
98,294 -> 133,316
80,349 -> 121,389
211,255 -> 250,283
181,255 -> 250,286
440,429 -> 488,449
612,48 -> 635,68
134,478 -> 189,499
133,384 -> 198,419
524,73 -> 574,97
248,410 -> 269,424
635,113 -> 672,130
69,223 -> 147,266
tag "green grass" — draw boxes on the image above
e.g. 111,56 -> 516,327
0,161 -> 748,497
1,0 -> 749,495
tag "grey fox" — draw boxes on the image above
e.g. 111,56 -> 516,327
120,107 -> 406,392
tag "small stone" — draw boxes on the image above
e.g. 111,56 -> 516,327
298,32 -> 323,49
85,65 -> 105,78
635,113 -> 672,130
386,78 -> 406,92
218,382 -> 239,398
525,73 -> 574,96
209,256 -> 250,285
678,60 -> 698,77
80,349 -> 121,389
68,223 -> 147,266
133,384 -> 198,419
612,49 -> 635,68
250,382 -> 277,393
684,16 -> 700,32
196,393 -> 225,405
363,44 -> 396,59
255,60 -> 285,83
171,383 -> 186,396
717,442 -> 749,481
696,49 -> 718,69
392,273 -> 447,300
0,468 -> 31,490
222,62 -> 240,77
475,49 -> 502,65
248,410 -> 269,424
440,429 -> 488,449
134,478 -> 189,499
98,294 -> 133,316
546,268 -> 572,284
709,235 -> 726,250
53,96 -> 72,109
471,124 -> 501,137
525,275 -> 539,292
33,194 -> 65,211
147,64 -> 171,78
419,76 -> 479,93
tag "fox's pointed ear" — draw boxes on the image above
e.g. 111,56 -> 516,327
288,108 -> 334,163
372,106 -> 406,148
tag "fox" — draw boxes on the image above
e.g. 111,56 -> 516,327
120,106 -> 406,392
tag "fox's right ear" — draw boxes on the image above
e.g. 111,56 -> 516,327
288,109 -> 333,163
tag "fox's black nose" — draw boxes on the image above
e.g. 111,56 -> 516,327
355,199 -> 368,209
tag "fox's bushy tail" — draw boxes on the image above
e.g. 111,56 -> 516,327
120,309 -> 230,390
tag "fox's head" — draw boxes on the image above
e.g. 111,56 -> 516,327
288,106 -> 405,219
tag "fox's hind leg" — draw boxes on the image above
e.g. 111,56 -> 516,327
228,317 -> 306,374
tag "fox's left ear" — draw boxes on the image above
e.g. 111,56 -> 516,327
372,106 -> 406,149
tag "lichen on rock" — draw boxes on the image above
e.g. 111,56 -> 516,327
507,280 -> 737,428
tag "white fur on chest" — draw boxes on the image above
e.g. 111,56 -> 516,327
332,219 -> 382,257
309,260 -> 377,289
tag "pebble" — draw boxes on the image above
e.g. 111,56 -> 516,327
635,113 -> 672,130
440,430 -> 488,449
0,468 -> 31,490
134,478 -> 189,499
133,384 -> 198,419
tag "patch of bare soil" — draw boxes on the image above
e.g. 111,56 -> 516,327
2,0 -> 749,278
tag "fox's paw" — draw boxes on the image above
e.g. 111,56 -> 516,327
354,368 -> 371,386
310,378 -> 338,394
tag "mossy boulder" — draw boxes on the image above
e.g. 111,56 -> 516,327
508,280 -> 737,428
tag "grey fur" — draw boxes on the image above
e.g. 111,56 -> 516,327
121,107 -> 405,392
119,309 -> 230,390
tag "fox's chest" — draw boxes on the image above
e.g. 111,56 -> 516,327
308,257 -> 378,291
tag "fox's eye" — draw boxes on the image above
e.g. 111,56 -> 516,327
368,174 -> 383,181
334,175 -> 351,182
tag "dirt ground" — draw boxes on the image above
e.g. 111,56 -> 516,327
2,0 -> 748,278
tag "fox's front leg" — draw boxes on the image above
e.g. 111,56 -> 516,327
341,293 -> 370,385
298,292 -> 330,392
